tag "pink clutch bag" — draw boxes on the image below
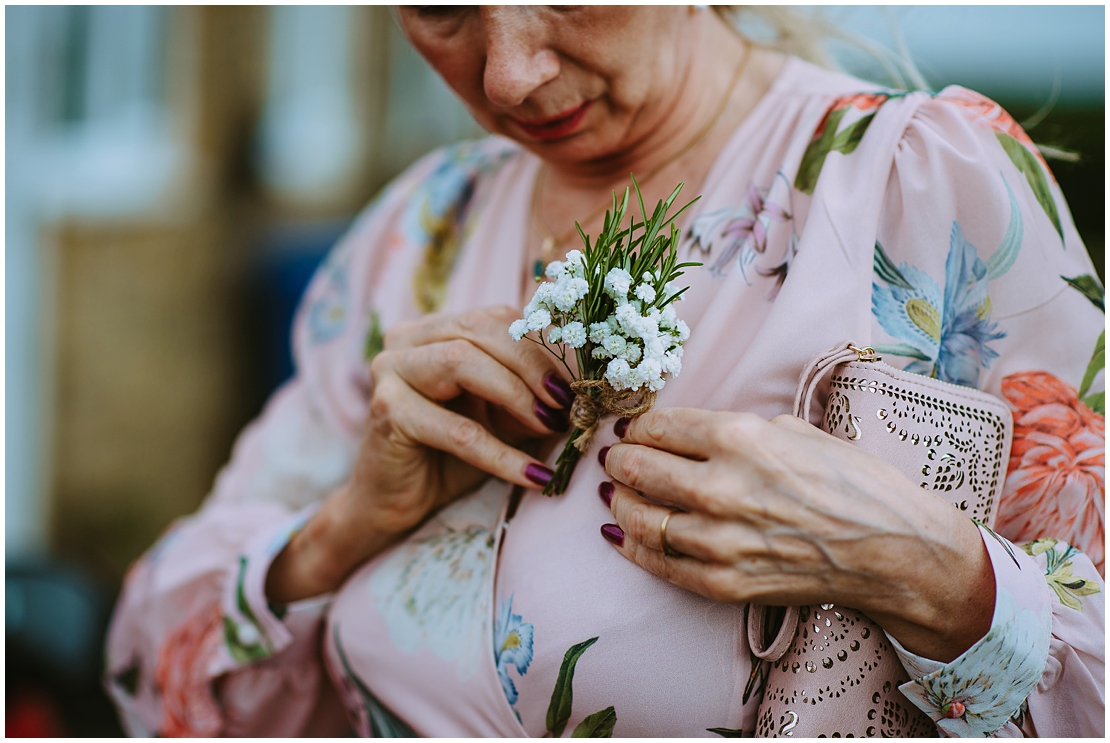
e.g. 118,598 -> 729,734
748,341 -> 1014,738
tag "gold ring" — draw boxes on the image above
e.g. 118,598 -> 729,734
660,510 -> 683,558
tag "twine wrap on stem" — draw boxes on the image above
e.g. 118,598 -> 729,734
568,379 -> 657,452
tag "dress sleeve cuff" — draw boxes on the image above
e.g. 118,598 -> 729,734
886,523 -> 1053,737
216,503 -> 329,673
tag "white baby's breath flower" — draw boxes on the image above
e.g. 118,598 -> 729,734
545,260 -> 565,280
561,321 -> 587,348
602,333 -> 627,357
660,304 -> 678,330
604,268 -> 632,299
620,343 -> 642,365
643,335 -> 666,360
661,349 -> 683,376
526,308 -> 551,332
674,318 -> 690,342
637,356 -> 662,380
605,357 -> 637,391
527,283 -> 555,314
564,250 -> 585,276
614,303 -> 641,336
634,283 -> 656,303
589,321 -> 612,344
509,319 -> 529,341
547,326 -> 562,344
553,276 -> 589,312
592,346 -> 613,360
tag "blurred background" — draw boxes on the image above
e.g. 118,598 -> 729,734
5,6 -> 1104,736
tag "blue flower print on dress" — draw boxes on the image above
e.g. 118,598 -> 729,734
493,594 -> 534,707
872,178 -> 1024,388
306,242 -> 352,344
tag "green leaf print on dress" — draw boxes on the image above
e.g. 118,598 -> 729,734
547,637 -> 598,737
223,556 -> 270,664
364,309 -> 385,362
1062,274 -> 1105,313
541,636 -> 618,738
795,93 -> 894,195
1021,539 -> 1101,610
571,706 -> 617,738
367,480 -> 507,681
996,132 -> 1064,240
1063,273 -> 1106,414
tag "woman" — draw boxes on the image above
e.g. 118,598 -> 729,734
105,7 -> 1103,737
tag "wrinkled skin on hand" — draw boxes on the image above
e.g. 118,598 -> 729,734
352,305 -> 568,535
601,407 -> 995,662
268,306 -> 570,603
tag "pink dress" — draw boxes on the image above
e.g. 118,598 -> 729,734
105,57 -> 1104,737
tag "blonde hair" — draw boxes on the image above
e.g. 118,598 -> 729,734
714,6 -> 930,92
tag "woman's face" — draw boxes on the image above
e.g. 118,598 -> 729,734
397,6 -> 699,169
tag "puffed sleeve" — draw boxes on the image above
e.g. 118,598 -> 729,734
869,87 -> 1104,736
101,146 -> 453,737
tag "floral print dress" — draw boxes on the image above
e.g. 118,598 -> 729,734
104,57 -> 1103,737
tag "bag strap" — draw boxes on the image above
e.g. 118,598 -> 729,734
747,604 -> 801,661
748,340 -> 861,662
792,340 -> 858,424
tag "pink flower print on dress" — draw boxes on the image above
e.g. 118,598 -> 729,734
998,370 -> 1105,575
937,88 -> 1045,167
693,177 -> 793,285
154,604 -> 225,737
720,184 -> 790,255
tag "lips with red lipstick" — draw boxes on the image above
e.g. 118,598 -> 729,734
511,101 -> 594,141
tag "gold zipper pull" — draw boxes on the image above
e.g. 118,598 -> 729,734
848,344 -> 881,362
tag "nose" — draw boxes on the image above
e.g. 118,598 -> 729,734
480,7 -> 560,108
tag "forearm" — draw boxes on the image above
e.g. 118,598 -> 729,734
265,484 -> 402,603
867,511 -> 996,663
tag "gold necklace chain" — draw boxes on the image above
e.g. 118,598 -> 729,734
531,42 -> 753,261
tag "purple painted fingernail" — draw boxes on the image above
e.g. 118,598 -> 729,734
534,399 -> 570,432
543,372 -> 574,409
601,523 -> 625,547
525,463 -> 554,488
614,417 -> 631,438
599,481 -> 614,507
598,445 -> 611,467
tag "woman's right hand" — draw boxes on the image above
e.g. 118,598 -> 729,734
267,306 -> 573,603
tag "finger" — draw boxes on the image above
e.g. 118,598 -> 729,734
607,481 -> 736,564
615,408 -> 767,460
607,481 -> 683,553
384,306 -> 571,411
391,340 -> 567,435
384,379 -> 553,489
601,511 -> 747,605
604,440 -> 711,512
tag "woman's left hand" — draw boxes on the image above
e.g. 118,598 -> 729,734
601,407 -> 995,663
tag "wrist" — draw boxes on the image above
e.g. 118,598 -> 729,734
875,512 -> 995,662
265,485 -> 399,603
